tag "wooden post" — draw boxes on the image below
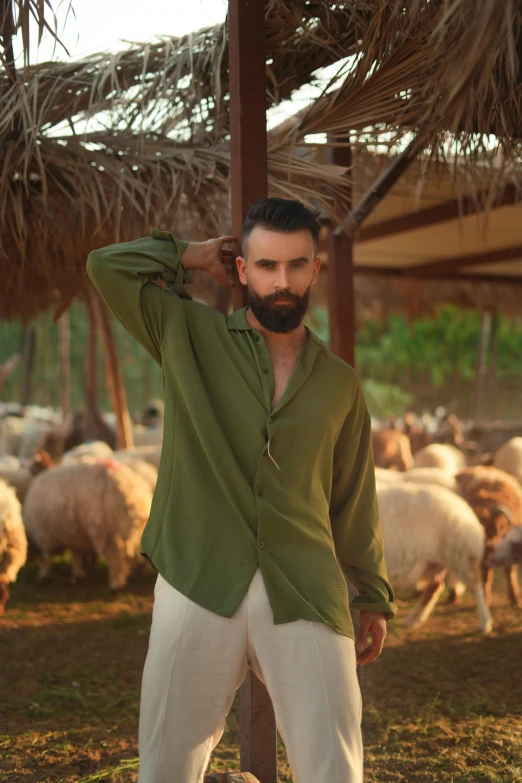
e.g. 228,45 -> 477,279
84,291 -> 99,441
93,291 -> 134,450
228,1 -> 278,781
229,0 -> 268,312
473,310 -> 491,422
58,311 -> 71,419
19,326 -> 36,407
327,143 -> 355,366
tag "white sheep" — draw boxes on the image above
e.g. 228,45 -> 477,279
404,467 -> 458,492
377,482 -> 492,633
493,437 -> 522,485
0,478 -> 28,614
412,443 -> 466,472
115,444 -> 162,470
112,453 -> 158,492
23,461 -> 152,589
376,467 -> 457,492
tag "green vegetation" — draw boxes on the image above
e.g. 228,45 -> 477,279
1,304 -> 521,417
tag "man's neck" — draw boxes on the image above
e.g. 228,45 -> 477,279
245,307 -> 308,352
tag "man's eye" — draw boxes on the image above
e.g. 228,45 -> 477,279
291,263 -> 304,268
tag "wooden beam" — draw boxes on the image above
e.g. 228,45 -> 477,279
229,0 -> 268,311
228,2 -> 278,781
327,143 -> 355,365
405,244 -> 522,277
335,137 -> 420,238
357,185 -> 519,243
353,266 -> 522,285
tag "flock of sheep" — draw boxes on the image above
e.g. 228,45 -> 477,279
373,419 -> 522,634
0,400 -> 521,637
0,401 -> 164,612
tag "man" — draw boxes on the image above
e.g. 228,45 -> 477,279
87,197 -> 397,783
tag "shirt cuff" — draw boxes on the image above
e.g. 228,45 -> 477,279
349,596 -> 399,620
151,227 -> 193,287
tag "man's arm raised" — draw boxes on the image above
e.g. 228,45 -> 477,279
86,230 -> 236,365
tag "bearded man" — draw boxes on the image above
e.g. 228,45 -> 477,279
87,197 -> 397,783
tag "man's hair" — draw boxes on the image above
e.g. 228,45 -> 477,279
242,197 -> 321,254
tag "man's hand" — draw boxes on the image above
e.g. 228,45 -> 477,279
181,236 -> 237,288
355,611 -> 387,666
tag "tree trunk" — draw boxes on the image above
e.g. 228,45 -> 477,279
84,292 -> 99,441
58,311 -> 71,419
19,326 -> 36,408
93,291 -> 134,450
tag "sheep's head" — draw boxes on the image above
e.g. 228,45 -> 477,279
456,466 -> 522,544
488,527 -> 522,568
30,450 -> 56,476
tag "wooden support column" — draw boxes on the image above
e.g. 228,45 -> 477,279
93,292 -> 134,450
327,143 -> 355,365
228,2 -> 278,782
229,0 -> 268,311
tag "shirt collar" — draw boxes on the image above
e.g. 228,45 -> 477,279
226,306 -> 328,355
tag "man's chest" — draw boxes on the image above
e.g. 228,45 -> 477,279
270,349 -> 302,408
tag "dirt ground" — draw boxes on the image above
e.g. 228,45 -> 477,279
1,559 -> 521,783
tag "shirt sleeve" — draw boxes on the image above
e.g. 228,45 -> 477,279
330,375 -> 398,620
86,228 -> 192,366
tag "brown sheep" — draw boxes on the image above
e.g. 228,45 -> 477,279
372,430 -> 413,471
455,466 -> 522,608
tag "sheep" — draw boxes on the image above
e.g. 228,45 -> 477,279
62,440 -> 114,464
0,478 -> 28,615
115,444 -> 162,470
376,466 -> 457,492
488,526 -> 522,568
455,466 -> 522,607
372,429 -> 413,471
403,467 -> 458,492
413,443 -> 466,472
493,437 -> 522,485
377,482 -> 492,633
112,453 -> 158,492
23,460 -> 152,589
374,467 -> 404,484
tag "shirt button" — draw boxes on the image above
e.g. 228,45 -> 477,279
258,541 -> 265,548
262,368 -> 269,374
256,488 -> 264,497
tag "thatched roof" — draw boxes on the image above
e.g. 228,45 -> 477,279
1,0 -> 522,319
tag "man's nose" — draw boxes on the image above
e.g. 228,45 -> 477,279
274,267 -> 290,289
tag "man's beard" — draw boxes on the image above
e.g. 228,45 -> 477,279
247,283 -> 311,334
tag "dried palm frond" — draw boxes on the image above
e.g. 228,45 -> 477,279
2,0 -> 522,320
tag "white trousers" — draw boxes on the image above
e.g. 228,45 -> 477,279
138,569 -> 363,783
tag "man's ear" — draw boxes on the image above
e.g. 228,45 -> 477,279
236,255 -> 248,285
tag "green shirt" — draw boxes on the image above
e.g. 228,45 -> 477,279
86,229 -> 397,639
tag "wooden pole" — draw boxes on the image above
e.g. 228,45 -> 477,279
336,137 -> 420,238
228,1 -> 277,781
229,0 -> 268,312
58,311 -> 71,419
19,326 -> 36,408
473,311 -> 491,422
84,291 -> 99,441
93,291 -> 134,450
327,143 -> 355,366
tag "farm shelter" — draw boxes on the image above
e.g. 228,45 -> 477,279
2,1 -> 522,782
